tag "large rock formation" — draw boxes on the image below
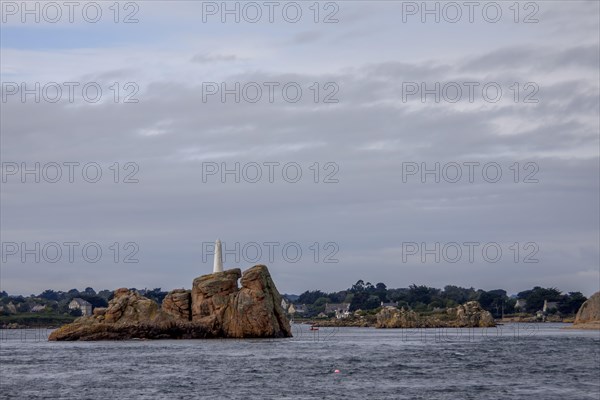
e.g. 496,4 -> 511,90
49,265 -> 292,341
48,288 -> 198,341
572,291 -> 600,329
191,266 -> 291,338
375,301 -> 495,329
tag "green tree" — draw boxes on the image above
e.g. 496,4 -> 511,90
328,291 -> 347,303
407,285 -> 440,305
297,290 -> 327,305
517,287 -> 562,313
78,295 -> 108,308
478,289 -> 508,317
442,285 -> 477,304
39,290 -> 60,301
558,292 -> 587,315
388,288 -> 410,303
374,282 -> 388,302
350,291 -> 381,311
97,290 -> 112,301
314,297 -> 329,307
351,280 -> 365,293
144,288 -> 168,304
343,293 -> 354,304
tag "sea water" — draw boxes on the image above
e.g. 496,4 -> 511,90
1,323 -> 598,399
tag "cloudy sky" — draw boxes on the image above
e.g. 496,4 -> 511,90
1,1 -> 598,296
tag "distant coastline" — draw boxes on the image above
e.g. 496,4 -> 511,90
1,283 -> 596,330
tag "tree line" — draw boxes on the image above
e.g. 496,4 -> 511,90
291,281 -> 587,318
0,287 -> 168,316
1,283 -> 587,320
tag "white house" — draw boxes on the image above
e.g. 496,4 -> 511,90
543,300 -> 559,313
69,298 -> 92,316
515,299 -> 527,311
30,305 -> 46,313
292,304 -> 308,315
324,303 -> 351,319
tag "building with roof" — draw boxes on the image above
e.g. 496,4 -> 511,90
380,301 -> 398,309
543,300 -> 559,313
68,298 -> 92,316
324,303 -> 351,319
291,304 -> 308,315
30,305 -> 46,313
515,299 -> 527,311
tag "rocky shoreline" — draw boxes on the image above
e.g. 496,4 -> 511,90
49,265 -> 292,341
304,301 -> 495,328
375,301 -> 495,328
309,293 -> 600,330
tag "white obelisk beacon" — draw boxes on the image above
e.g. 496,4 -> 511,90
213,239 -> 223,273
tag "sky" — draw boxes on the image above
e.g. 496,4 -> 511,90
1,1 -> 599,297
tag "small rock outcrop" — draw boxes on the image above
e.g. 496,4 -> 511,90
49,265 -> 291,341
376,307 -> 422,328
573,291 -> 600,329
375,301 -> 495,328
454,301 -> 496,327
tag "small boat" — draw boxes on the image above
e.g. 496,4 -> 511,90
309,325 -> 319,331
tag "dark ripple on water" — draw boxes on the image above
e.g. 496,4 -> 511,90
0,323 -> 599,399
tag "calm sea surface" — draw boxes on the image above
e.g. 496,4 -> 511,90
1,323 -> 598,399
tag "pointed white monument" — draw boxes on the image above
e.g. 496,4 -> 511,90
213,239 -> 223,273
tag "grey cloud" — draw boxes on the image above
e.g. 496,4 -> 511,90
284,30 -> 324,45
463,45 -> 599,72
1,3 -> 598,296
80,68 -> 141,82
190,53 -> 239,64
